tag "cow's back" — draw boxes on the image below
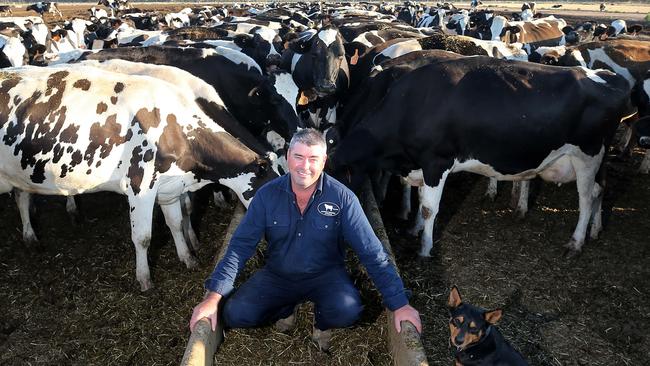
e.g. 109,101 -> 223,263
0,65 -> 220,194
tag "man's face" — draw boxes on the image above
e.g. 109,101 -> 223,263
287,142 -> 327,190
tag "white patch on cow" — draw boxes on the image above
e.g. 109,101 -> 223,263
46,49 -> 92,65
490,15 -> 508,41
219,172 -> 256,208
0,35 -> 26,66
459,36 -> 528,61
273,72 -> 299,114
451,144 -> 590,183
265,130 -> 285,152
569,49 -> 588,67
73,59 -> 229,110
579,67 -> 607,84
352,30 -> 379,48
203,47 -> 262,73
203,39 -> 241,51
586,48 -> 635,87
611,19 -> 626,35
141,32 -> 167,47
291,53 -> 302,73
521,9 -> 534,21
318,28 -> 338,47
377,39 -> 422,62
254,26 -> 278,44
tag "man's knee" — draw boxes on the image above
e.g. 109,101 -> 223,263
222,297 -> 264,328
316,294 -> 363,329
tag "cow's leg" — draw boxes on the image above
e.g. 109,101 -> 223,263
128,197 -> 155,291
179,192 -> 200,252
371,170 -> 391,204
566,151 -> 602,255
418,169 -> 451,257
160,199 -> 198,269
589,181 -> 604,239
589,162 -> 607,240
512,180 -> 530,218
616,125 -> 634,158
639,149 -> 650,174
485,177 -> 497,200
14,189 -> 38,244
408,191 -> 424,236
398,177 -> 411,220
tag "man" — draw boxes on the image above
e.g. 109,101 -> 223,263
189,128 -> 421,351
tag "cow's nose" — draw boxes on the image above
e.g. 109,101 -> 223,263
315,81 -> 336,94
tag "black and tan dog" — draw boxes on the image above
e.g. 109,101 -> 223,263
448,286 -> 528,366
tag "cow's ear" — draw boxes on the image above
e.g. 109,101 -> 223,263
233,33 -> 254,48
561,25 -> 575,34
289,30 -> 315,54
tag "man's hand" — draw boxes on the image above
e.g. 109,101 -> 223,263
393,304 -> 422,334
189,292 -> 222,332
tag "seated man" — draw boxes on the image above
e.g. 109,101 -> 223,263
189,128 -> 421,351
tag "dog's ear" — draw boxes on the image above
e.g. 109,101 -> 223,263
484,309 -> 502,324
448,286 -> 462,308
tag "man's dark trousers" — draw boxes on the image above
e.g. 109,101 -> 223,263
223,267 -> 363,331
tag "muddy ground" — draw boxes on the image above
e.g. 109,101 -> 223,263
1,2 -> 649,366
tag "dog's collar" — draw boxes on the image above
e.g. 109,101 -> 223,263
455,326 -> 497,364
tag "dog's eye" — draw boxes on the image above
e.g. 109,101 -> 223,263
468,326 -> 480,334
452,318 -> 462,327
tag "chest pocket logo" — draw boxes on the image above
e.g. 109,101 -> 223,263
317,202 -> 340,217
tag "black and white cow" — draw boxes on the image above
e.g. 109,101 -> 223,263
0,5 -> 13,16
281,24 -> 349,128
0,64 -> 277,290
78,46 -> 300,149
553,39 -> 650,170
0,29 -> 28,67
330,56 -> 633,257
472,15 -> 577,50
97,0 -> 131,17
26,2 -> 62,18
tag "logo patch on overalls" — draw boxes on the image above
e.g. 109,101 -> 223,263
317,202 -> 340,217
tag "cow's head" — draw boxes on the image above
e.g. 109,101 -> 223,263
247,70 -> 301,139
291,24 -> 347,95
19,29 -> 46,65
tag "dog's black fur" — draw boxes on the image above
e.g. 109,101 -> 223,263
448,286 -> 528,366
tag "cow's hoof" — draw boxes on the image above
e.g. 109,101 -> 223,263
562,246 -> 581,259
139,279 -> 154,292
23,234 -> 39,247
184,256 -> 198,269
513,210 -> 527,221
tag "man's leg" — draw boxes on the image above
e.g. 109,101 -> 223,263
222,268 -> 304,328
306,269 -> 363,350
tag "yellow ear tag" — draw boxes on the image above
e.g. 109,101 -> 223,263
298,92 -> 310,106
350,49 -> 359,65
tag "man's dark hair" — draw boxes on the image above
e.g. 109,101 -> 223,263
289,128 -> 327,152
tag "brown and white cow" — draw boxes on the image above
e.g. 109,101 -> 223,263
0,64 -> 276,290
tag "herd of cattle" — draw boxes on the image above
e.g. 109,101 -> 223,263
1,1 -> 650,291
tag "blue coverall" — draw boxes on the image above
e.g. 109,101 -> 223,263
205,172 -> 409,330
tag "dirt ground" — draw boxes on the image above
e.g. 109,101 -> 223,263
1,2 -> 649,366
